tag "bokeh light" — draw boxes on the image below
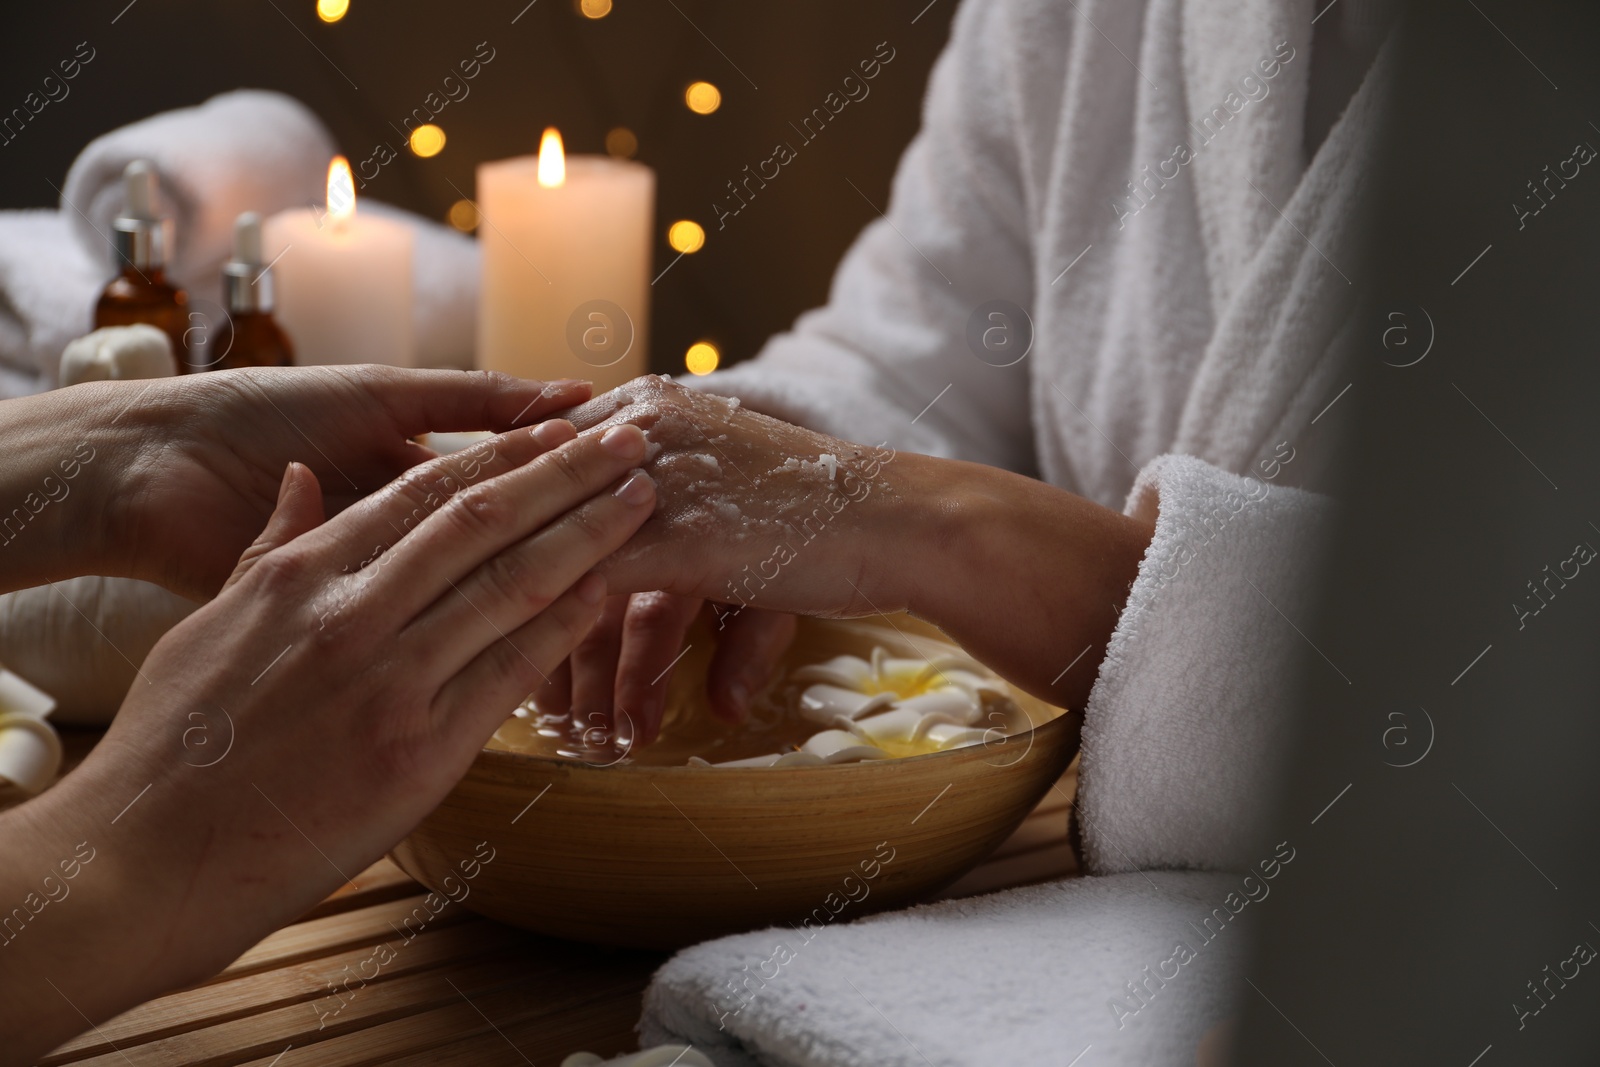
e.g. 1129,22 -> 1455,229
408,124 -> 446,158
667,220 -> 706,254
684,81 -> 722,115
447,199 -> 479,233
578,0 -> 612,17
605,127 -> 638,158
316,0 -> 349,23
685,341 -> 720,376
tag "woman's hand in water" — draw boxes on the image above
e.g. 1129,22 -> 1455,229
552,374 -> 917,745
556,375 -> 1157,744
559,375 -> 912,616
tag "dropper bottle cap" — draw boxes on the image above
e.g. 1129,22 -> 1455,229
223,212 -> 274,313
110,160 -> 172,271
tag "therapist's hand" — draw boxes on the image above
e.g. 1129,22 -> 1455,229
0,415 -> 655,1063
82,366 -> 590,600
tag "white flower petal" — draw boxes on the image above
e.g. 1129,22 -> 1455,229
800,730 -> 891,763
797,684 -> 896,724
897,688 -> 984,725
790,655 -> 873,690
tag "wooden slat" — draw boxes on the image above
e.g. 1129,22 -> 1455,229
213,893 -> 471,983
65,950 -> 576,1067
378,983 -> 649,1067
936,768 -> 1076,898
229,958 -> 663,1067
937,841 -> 1078,899
44,920 -> 523,1063
295,860 -> 420,923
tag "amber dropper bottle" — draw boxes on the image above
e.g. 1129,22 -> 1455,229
93,160 -> 191,366
212,212 -> 294,370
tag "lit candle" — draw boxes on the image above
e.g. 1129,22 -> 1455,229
477,129 -> 653,391
264,157 -> 415,367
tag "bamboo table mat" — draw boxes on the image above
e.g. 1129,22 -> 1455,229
40,735 -> 1077,1067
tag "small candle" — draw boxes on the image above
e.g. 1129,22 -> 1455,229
478,129 -> 653,391
264,157 -> 415,367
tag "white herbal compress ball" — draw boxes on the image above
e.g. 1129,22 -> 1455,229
0,578 -> 196,726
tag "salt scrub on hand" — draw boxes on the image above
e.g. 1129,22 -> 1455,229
689,646 -> 1018,768
560,374 -> 899,560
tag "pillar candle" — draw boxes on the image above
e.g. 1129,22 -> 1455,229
477,129 -> 653,392
264,157 -> 415,367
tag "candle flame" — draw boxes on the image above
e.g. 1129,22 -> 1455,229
537,127 -> 566,188
327,156 -> 356,224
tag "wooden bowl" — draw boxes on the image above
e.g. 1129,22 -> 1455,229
391,618 -> 1080,949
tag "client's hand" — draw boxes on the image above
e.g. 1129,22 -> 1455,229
545,594 -> 796,745
560,375 -> 904,614
555,375 -> 908,743
77,366 -> 590,600
0,416 -> 655,1061
557,375 -> 1156,739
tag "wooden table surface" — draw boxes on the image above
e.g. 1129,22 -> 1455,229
38,735 -> 1078,1067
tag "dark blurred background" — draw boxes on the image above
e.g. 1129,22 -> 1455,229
1237,2 -> 1600,1062
0,0 -> 956,374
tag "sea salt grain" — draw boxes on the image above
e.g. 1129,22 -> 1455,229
778,454 -> 840,481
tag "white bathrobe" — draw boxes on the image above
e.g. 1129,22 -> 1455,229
626,3 -> 1388,1061
703,0 -> 1383,877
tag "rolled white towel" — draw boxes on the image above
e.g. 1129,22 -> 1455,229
0,210 -> 103,397
60,89 -> 336,304
363,200 -> 479,370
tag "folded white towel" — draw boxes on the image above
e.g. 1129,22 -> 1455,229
0,210 -> 102,395
638,871 -> 1249,1067
60,89 -> 335,303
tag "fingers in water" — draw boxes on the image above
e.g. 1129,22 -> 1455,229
706,609 -> 798,724
613,592 -> 705,745
569,594 -> 631,740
